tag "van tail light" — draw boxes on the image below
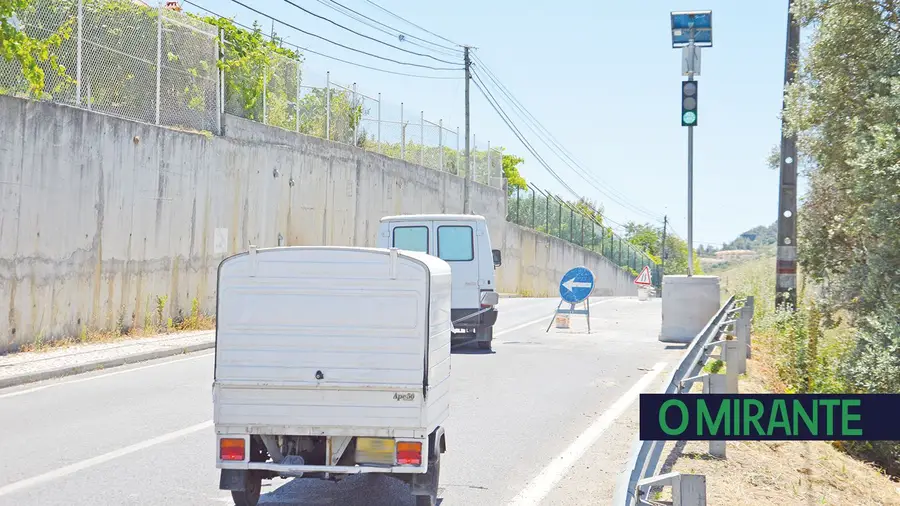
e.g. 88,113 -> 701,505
220,438 -> 246,461
396,441 -> 422,465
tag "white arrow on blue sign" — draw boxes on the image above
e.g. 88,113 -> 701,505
559,266 -> 595,304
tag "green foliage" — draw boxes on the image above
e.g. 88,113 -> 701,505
501,153 -> 527,194
622,221 -> 702,276
0,0 -> 75,97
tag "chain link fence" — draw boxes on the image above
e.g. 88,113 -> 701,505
507,184 -> 661,285
0,0 -> 219,132
0,0 -> 505,189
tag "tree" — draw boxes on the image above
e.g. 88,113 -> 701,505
501,152 -> 527,194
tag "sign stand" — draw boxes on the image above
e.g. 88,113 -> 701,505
546,266 -> 595,333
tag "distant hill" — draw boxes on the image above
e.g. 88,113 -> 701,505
698,222 -> 777,256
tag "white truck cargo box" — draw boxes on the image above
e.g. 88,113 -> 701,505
213,246 -> 451,506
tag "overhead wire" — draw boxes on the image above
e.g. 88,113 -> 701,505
362,0 -> 462,48
472,67 -> 644,228
312,0 -> 462,57
212,0 -> 463,71
184,0 -> 464,79
471,54 -> 663,222
278,0 -> 460,65
470,72 -> 581,200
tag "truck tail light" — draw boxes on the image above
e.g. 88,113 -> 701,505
220,438 -> 245,461
396,441 -> 422,465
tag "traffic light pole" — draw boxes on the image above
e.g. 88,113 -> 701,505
686,74 -> 695,277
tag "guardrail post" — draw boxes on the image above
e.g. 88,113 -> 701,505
701,374 -> 728,458
744,296 -> 754,358
724,339 -> 740,394
636,472 -> 707,506
734,316 -> 749,375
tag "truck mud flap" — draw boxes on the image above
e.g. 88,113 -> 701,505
220,469 -> 249,491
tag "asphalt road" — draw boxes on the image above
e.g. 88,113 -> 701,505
0,297 -> 681,506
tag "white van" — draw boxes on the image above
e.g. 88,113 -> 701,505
214,246 -> 451,506
377,214 -> 501,350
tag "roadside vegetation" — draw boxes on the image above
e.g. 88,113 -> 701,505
20,296 -> 215,353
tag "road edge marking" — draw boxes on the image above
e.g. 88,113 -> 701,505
0,352 -> 214,400
0,420 -> 213,497
507,361 -> 667,506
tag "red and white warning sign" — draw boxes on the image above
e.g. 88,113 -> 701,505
634,265 -> 652,286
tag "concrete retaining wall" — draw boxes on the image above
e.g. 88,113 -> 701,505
0,95 -> 634,352
495,223 -> 637,298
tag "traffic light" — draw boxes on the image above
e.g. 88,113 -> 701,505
681,80 -> 698,126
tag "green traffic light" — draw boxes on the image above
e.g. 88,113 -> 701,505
683,111 -> 697,125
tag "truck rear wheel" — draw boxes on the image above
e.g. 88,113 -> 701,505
231,471 -> 261,506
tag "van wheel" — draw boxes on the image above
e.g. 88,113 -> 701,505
231,472 -> 261,506
476,327 -> 493,351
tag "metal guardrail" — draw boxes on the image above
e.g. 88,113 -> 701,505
612,295 -> 755,506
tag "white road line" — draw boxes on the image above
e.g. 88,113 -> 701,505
0,420 -> 213,497
0,352 -> 214,400
507,361 -> 667,506
496,298 -> 615,338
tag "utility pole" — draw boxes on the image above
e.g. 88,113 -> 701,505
776,0 -> 800,310
463,45 -> 472,214
660,215 -> 668,275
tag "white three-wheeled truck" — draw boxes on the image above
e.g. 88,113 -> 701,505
212,246 -> 451,506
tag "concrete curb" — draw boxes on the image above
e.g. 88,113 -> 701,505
499,293 -> 521,298
0,341 -> 215,390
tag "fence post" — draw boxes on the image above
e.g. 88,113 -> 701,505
352,83 -> 358,145
545,192 -> 549,233
472,134 -> 476,180
295,62 -> 300,133
591,222 -> 595,250
325,71 -> 331,140
219,28 -> 225,115
618,238 -> 623,266
569,209 -> 574,242
377,93 -> 382,153
487,140 -> 491,185
531,186 -> 536,228
438,119 -> 443,171
581,219 -> 585,246
456,127 -> 461,175
155,3 -> 162,125
515,188 -> 520,224
262,62 -> 268,125
557,201 -> 562,237
215,28 -> 221,135
420,110 -> 424,166
76,0 -> 83,105
400,102 -> 405,160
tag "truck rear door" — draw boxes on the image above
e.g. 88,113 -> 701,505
434,220 -> 481,310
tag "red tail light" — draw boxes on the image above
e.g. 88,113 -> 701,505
396,441 -> 422,465
220,438 -> 245,461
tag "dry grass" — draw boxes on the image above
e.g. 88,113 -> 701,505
656,257 -> 900,505
661,364 -> 900,506
19,297 -> 215,353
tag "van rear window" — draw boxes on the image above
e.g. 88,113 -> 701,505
437,226 -> 474,261
392,226 -> 429,253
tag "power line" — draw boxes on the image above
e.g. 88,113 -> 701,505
470,72 -> 580,199
362,0 -> 461,47
474,66 -> 656,226
471,55 -> 663,222
216,0 -> 463,71
184,0 -> 463,79
313,0 -> 461,56
278,0 -> 460,65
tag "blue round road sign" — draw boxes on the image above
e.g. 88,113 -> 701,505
559,266 -> 595,303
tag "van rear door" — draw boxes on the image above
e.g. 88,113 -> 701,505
434,220 -> 480,310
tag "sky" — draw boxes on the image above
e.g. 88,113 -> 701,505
195,0 -> 800,248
